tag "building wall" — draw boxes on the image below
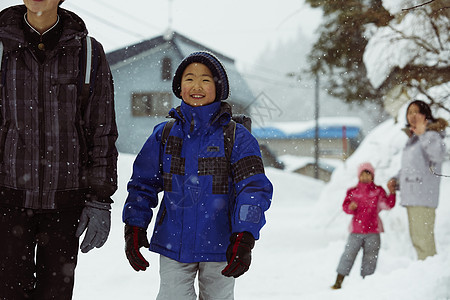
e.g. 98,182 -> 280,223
294,165 -> 332,182
258,138 -> 354,160
108,38 -> 255,154
111,46 -> 181,154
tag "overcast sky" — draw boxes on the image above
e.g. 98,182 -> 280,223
1,0 -> 322,68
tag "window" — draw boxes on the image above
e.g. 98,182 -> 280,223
131,92 -> 172,117
161,57 -> 172,81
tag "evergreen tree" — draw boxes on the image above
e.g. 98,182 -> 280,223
305,0 -> 393,106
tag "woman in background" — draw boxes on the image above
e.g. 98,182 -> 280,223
388,100 -> 447,260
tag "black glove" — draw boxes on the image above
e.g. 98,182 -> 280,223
124,224 -> 150,271
75,200 -> 111,253
221,231 -> 255,278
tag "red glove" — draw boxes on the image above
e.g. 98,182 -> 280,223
221,232 -> 255,278
124,225 -> 150,271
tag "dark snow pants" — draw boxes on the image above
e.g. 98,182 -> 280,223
0,206 -> 82,300
336,233 -> 380,277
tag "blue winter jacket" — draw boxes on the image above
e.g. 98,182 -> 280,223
123,101 -> 273,263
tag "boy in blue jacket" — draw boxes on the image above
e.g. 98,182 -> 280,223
122,51 -> 273,299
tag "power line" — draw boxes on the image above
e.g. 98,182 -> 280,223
94,0 -> 163,32
61,2 -> 312,90
241,72 -> 315,89
276,7 -> 305,30
65,3 -> 148,39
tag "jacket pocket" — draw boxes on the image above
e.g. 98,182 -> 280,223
405,176 -> 422,195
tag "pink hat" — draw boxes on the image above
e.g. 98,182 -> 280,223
357,162 -> 375,177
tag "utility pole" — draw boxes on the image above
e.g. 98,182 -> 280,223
168,0 -> 173,30
164,0 -> 174,40
314,73 -> 320,179
287,71 -> 320,179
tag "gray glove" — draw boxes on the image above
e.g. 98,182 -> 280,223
75,200 -> 111,253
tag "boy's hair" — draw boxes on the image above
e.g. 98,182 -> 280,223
172,51 -> 229,101
357,162 -> 374,178
59,0 -> 65,6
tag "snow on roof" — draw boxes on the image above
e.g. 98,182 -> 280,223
278,154 -> 343,173
253,117 -> 363,139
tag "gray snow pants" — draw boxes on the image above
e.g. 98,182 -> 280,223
156,255 -> 235,300
336,233 -> 381,277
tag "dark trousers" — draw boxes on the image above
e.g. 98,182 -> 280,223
0,206 -> 82,300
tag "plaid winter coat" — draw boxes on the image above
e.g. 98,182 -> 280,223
0,5 -> 118,209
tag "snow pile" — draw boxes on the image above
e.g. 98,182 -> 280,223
73,116 -> 450,299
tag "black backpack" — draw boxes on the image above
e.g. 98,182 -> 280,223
161,114 -> 252,163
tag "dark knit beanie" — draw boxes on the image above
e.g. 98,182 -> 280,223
172,51 -> 230,101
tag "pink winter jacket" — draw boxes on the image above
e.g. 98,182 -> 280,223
343,182 -> 396,234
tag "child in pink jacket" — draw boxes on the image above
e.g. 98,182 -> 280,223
331,162 -> 396,289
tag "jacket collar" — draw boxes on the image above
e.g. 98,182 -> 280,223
402,117 -> 448,138
0,5 -> 87,51
168,101 -> 232,128
357,181 -> 375,189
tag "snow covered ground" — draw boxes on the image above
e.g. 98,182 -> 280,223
73,117 -> 450,299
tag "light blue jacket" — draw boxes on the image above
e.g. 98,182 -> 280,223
395,119 -> 447,208
123,101 -> 273,263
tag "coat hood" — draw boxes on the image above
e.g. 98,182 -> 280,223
402,117 -> 448,138
168,101 -> 232,127
428,117 -> 448,133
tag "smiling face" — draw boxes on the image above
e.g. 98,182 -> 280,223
180,63 -> 216,107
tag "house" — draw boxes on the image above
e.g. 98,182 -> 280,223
294,163 -> 334,182
106,31 -> 255,154
278,155 -> 342,182
252,117 -> 363,160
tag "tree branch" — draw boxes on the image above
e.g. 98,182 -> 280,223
402,0 -> 437,11
387,24 -> 439,54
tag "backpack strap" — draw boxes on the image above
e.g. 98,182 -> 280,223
79,36 -> 99,113
0,40 -> 3,72
162,117 -> 243,162
161,119 -> 176,147
161,118 -> 236,159
223,119 -> 237,164
0,40 -> 5,113
232,114 -> 251,132
0,40 -> 3,88
83,36 -> 93,86
224,115 -> 251,164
